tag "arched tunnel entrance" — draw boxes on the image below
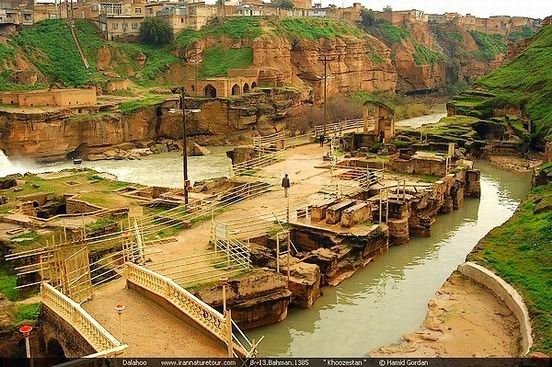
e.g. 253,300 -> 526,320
204,84 -> 217,98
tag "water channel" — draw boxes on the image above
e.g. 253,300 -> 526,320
248,162 -> 532,356
0,112 -> 533,356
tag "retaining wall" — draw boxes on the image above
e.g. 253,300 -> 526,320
457,261 -> 533,355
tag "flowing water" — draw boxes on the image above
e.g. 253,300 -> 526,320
0,147 -> 234,188
247,162 -> 532,356
396,112 -> 448,129
0,112 -> 447,183
0,111 -> 531,357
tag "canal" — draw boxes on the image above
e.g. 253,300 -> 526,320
247,161 -> 532,356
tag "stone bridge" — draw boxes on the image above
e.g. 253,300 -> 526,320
39,264 -> 250,360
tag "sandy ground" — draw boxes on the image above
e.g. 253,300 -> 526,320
487,154 -> 543,172
82,142 -> 484,357
372,272 -> 521,357
84,279 -> 227,357
83,144 -> 335,356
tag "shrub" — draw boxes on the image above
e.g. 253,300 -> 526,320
139,17 -> 173,45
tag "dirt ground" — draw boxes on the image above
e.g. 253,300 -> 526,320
487,154 -> 543,172
372,272 -> 521,357
84,279 -> 227,357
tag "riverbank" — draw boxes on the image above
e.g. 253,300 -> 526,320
374,178 -> 551,358
372,271 -> 521,357
469,182 -> 552,356
247,161 -> 531,356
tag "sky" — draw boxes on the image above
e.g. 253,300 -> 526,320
320,0 -> 552,19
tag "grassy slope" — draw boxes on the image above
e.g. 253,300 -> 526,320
360,19 -> 444,65
451,25 -> 552,143
0,19 -> 180,89
468,183 -> 552,354
176,17 -> 372,78
0,17 -> 378,88
477,25 -> 552,140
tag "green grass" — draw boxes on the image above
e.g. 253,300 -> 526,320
0,42 -> 15,64
419,174 -> 439,183
176,17 -> 263,49
469,31 -> 507,61
15,303 -> 40,323
363,20 -> 409,45
468,183 -> 552,354
507,25 -> 536,43
86,218 -> 115,233
413,43 -> 444,65
445,32 -> 463,43
453,25 -> 552,142
274,17 -> 363,41
0,265 -> 21,301
120,95 -> 166,115
11,20 -> 94,86
200,46 -> 253,78
9,231 -> 40,246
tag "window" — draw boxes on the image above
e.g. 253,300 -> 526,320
131,23 -> 138,29
181,18 -> 184,23
135,7 -> 141,14
112,22 -> 118,29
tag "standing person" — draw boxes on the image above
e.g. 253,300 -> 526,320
282,173 -> 290,197
319,134 -> 325,147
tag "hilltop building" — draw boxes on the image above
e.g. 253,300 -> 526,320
0,88 -> 97,108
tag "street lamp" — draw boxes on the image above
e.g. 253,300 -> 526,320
114,303 -> 126,344
170,94 -> 201,206
19,325 -> 33,367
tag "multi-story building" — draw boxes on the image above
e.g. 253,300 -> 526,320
156,2 -> 217,33
97,0 -> 146,41
373,9 -> 428,25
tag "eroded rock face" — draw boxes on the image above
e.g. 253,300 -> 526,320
0,89 -> 302,162
289,36 -> 397,98
194,269 -> 292,330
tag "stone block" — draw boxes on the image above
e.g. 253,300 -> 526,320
311,199 -> 338,222
326,199 -> 355,224
341,201 -> 371,228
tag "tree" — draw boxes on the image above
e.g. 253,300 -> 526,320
383,5 -> 393,12
139,17 -> 173,45
361,9 -> 376,27
273,0 -> 295,10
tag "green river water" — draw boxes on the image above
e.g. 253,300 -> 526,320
248,162 -> 532,356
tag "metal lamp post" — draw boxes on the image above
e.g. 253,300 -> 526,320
181,87 -> 190,205
19,325 -> 33,367
114,303 -> 126,344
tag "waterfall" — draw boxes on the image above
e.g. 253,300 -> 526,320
0,149 -> 32,177
0,150 -> 13,177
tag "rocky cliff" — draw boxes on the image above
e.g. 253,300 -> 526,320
448,24 -> 552,149
0,88 -> 304,161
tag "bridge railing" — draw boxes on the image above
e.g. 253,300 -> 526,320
41,283 -> 127,356
312,119 -> 364,138
125,263 -> 250,357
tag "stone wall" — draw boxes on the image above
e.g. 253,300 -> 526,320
40,304 -> 96,358
65,197 -> 104,215
0,88 -> 97,108
458,262 -> 532,356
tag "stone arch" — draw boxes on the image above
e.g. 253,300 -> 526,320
204,84 -> 217,98
46,338 -> 67,359
243,83 -> 250,93
231,84 -> 241,96
251,81 -> 257,89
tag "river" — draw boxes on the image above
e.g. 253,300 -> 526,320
247,162 -> 532,356
0,112 -> 447,183
0,112 -> 533,356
